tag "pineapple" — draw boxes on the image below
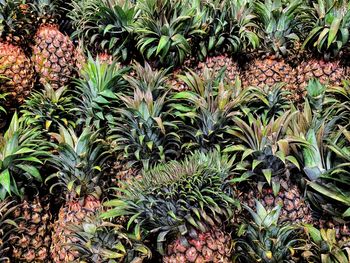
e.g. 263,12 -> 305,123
10,196 -> 53,262
227,112 -> 313,224
31,0 -> 76,89
47,127 -> 110,263
102,151 -> 237,263
0,113 -> 50,262
234,200 -> 304,262
297,0 -> 350,92
0,199 -> 18,263
0,0 -> 35,109
242,0 -> 302,101
190,0 -> 258,85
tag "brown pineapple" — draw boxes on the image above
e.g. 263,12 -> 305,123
9,196 -> 53,262
31,0 -> 76,89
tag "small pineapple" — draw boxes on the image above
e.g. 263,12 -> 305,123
47,127 -> 110,262
102,151 -> 238,263
31,0 -> 76,89
242,0 -> 301,101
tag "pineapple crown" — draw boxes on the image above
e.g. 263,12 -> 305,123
0,0 -> 35,47
253,0 -> 301,58
234,200 -> 302,263
0,112 -> 48,200
30,0 -> 61,26
171,68 -> 245,152
47,126 -> 110,200
67,215 -> 152,262
102,151 -> 238,255
197,0 -> 259,58
74,55 -> 128,131
69,0 -> 138,62
135,0 -> 205,67
107,64 -> 180,170
21,85 -> 77,134
302,0 -> 350,60
225,111 -> 303,193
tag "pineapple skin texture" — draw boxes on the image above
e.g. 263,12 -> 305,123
32,24 -> 76,90
0,42 -> 34,108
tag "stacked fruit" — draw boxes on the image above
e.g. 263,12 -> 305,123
0,0 -> 350,262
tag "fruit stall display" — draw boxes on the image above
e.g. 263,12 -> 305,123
0,0 -> 350,262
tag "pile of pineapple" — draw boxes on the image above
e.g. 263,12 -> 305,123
1,0 -> 350,262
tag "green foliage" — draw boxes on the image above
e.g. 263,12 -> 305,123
301,0 -> 350,59
135,0 -> 205,67
234,200 -> 303,263
253,0 -> 301,57
21,85 -> 76,133
69,0 -> 138,61
0,112 -> 48,200
67,214 -> 152,263
74,55 -> 128,131
302,225 -> 350,263
196,0 -> 259,59
46,126 -> 110,198
225,111 -> 302,190
102,151 -> 238,255
107,64 -> 180,170
171,68 -> 249,152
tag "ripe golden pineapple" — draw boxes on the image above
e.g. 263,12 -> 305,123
9,196 -> 53,262
242,0 -> 302,102
0,43 -> 34,108
47,127 -> 109,262
0,1 -> 35,109
32,24 -> 76,89
31,0 -> 76,89
164,228 -> 232,263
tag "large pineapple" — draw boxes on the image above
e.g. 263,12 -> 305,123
10,196 -> 53,262
31,0 -> 76,89
0,0 -> 35,109
242,0 -> 302,101
297,0 -> 350,91
47,127 -> 110,262
102,151 -> 237,262
228,111 -> 313,224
